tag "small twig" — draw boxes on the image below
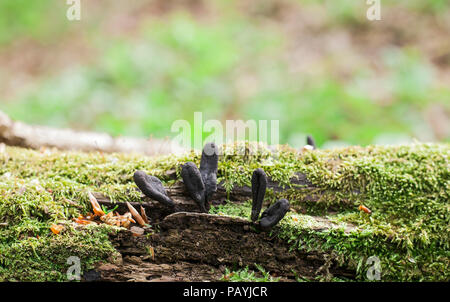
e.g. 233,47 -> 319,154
0,110 -> 184,156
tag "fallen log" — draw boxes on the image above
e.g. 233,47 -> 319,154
1,143 -> 446,281
0,110 -> 184,156
91,172 -> 356,281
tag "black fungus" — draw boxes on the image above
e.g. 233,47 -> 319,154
133,170 -> 175,208
306,135 -> 317,149
181,161 -> 207,212
251,168 -> 267,222
199,142 -> 219,201
259,199 -> 290,231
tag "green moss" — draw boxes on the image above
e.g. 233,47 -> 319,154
0,142 -> 448,281
210,142 -> 449,281
221,264 -> 280,282
0,225 -> 120,281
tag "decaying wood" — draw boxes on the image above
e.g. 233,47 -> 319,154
92,212 -> 355,281
94,260 -> 227,282
91,174 -> 356,282
0,110 -> 184,156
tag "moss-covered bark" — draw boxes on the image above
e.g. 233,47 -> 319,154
0,142 -> 448,281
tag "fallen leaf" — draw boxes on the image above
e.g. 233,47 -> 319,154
126,202 -> 146,226
50,224 -> 64,235
140,206 -> 149,224
88,192 -> 105,216
358,205 -> 372,214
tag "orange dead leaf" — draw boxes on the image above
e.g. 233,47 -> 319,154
50,224 -> 64,234
74,218 -> 94,225
140,206 -> 149,224
358,205 -> 372,214
88,192 -> 105,216
149,246 -> 155,261
126,202 -> 146,226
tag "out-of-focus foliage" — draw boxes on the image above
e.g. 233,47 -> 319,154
0,0 -> 449,148
0,0 -> 66,45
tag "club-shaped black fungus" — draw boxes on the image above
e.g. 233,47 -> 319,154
306,135 -> 317,149
134,170 -> 175,208
251,168 -> 267,222
199,142 -> 219,201
259,199 -> 290,231
181,162 -> 207,212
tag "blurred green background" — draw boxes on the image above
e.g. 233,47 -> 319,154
0,0 -> 449,149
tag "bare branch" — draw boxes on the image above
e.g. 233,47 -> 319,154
0,110 -> 184,156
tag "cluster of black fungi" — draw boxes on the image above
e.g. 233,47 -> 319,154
133,137 -> 316,231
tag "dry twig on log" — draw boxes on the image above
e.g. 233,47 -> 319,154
0,110 -> 184,156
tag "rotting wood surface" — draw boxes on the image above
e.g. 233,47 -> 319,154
90,174 -> 356,282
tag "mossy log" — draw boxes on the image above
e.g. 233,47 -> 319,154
0,143 -> 448,281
